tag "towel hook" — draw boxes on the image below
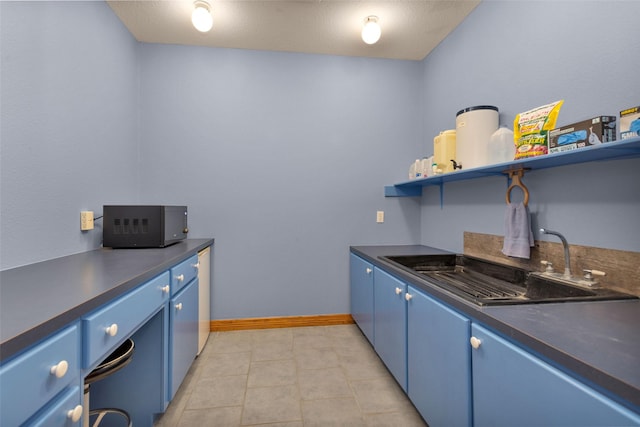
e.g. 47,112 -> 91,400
505,168 -> 530,206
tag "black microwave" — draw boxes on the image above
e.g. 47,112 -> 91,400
103,205 -> 188,248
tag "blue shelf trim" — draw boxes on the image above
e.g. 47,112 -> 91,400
385,137 -> 640,198
384,185 -> 422,197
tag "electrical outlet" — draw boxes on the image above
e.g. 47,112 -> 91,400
376,211 -> 384,223
81,211 -> 94,231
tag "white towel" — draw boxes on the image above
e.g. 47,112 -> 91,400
502,202 -> 534,259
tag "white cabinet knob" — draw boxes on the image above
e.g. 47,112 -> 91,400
405,293 -> 413,301
105,323 -> 118,337
50,360 -> 69,378
161,285 -> 170,294
175,303 -> 183,311
176,274 -> 185,282
366,268 -> 372,274
192,262 -> 200,269
470,336 -> 482,349
395,287 -> 402,295
67,404 -> 83,422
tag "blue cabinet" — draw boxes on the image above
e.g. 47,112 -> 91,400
88,308 -> 168,427
350,250 -> 640,426
169,278 -> 199,400
168,253 -> 200,399
82,272 -> 170,370
0,244 -> 212,427
406,286 -> 471,427
0,324 -> 82,427
349,253 -> 374,344
373,267 -> 407,391
29,386 -> 83,427
170,254 -> 199,296
471,323 -> 640,427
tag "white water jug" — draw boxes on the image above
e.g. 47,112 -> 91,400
455,106 -> 499,169
489,126 -> 515,164
433,130 -> 457,173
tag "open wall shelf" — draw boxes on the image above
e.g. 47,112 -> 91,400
384,136 -> 640,197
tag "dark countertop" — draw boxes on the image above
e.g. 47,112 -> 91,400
351,245 -> 640,412
0,239 -> 213,362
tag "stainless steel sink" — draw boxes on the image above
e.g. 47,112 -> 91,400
380,254 -> 637,306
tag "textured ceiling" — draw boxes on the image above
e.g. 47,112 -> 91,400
107,0 -> 480,61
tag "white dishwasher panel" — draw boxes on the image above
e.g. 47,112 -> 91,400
197,247 -> 211,354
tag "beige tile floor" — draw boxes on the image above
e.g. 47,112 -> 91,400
154,324 -> 427,427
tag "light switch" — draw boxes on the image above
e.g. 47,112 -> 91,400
376,211 -> 384,223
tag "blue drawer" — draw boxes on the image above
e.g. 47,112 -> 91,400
29,386 -> 83,427
82,271 -> 170,370
170,254 -> 199,295
0,325 -> 80,427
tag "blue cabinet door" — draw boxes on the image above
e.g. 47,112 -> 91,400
349,253 -> 374,344
373,267 -> 407,391
471,324 -> 640,427
169,278 -> 199,400
407,286 -> 471,427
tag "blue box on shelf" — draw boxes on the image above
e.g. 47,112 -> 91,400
620,106 -> 640,140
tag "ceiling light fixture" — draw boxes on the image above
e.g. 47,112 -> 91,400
191,1 -> 213,33
361,16 -> 381,45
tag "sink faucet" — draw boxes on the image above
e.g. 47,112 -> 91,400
539,228 -> 571,278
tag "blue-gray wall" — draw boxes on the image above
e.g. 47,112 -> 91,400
1,1 -> 638,319
136,46 -> 422,319
417,1 -> 640,253
0,1 -> 139,268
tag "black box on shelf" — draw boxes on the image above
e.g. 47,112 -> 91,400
548,116 -> 616,154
